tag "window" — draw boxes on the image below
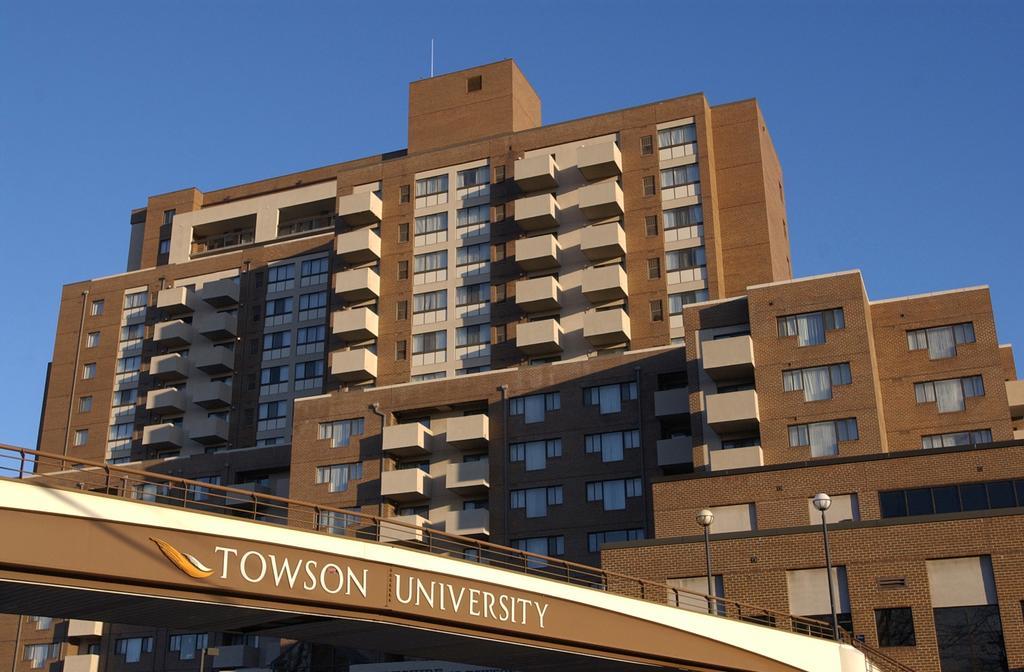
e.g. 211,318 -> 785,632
412,330 -> 446,354
300,258 -> 329,286
640,135 -> 654,155
163,209 -> 175,225
296,325 -> 326,353
585,430 -> 640,462
414,250 -> 447,274
396,340 -> 407,360
394,300 -> 408,321
109,423 -> 133,440
264,330 -> 291,354
82,363 -> 96,379
24,644 -> 61,669
508,392 -> 560,423
669,290 -> 710,314
121,323 -> 144,343
260,364 -> 289,386
660,164 -> 700,189
875,608 -> 916,647
588,529 -> 644,553
258,401 -> 288,431
298,291 -> 327,320
650,299 -> 664,322
413,289 -> 447,314
457,166 -> 489,187
159,239 -> 170,255
664,204 -> 703,230
642,175 -> 656,196
115,637 -> 153,663
922,429 -> 993,449
457,243 -> 488,269
91,300 -> 104,316
658,124 -> 697,149
295,360 -> 324,386
267,264 -> 295,292
647,257 -> 661,279
665,247 -> 706,271
915,375 -> 985,413
398,222 -> 410,242
399,184 -> 411,203
316,462 -> 364,493
416,175 -> 448,198
513,536 -> 565,566
586,477 -> 643,511
509,439 -> 562,471
493,165 -> 505,182
117,355 -> 141,373
168,634 -> 208,661
456,204 -> 489,238
880,478 -> 1024,518
73,429 -> 88,446
456,324 -> 490,347
583,382 -> 638,414
645,215 -> 658,236
190,476 -> 221,502
467,75 -> 482,92
493,203 -> 506,221
318,418 -> 365,448
85,331 -> 100,348
509,486 -> 563,518
78,396 -> 93,413
782,363 -> 853,401
398,260 -> 409,280
27,616 -> 53,630
788,418 -> 859,457
907,322 -> 975,360
415,212 -> 448,242
266,297 -> 293,317
457,283 -> 489,306
777,308 -> 845,346
112,388 -> 137,407
123,290 -> 147,310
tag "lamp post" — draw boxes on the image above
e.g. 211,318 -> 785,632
696,508 -> 715,614
812,492 -> 839,641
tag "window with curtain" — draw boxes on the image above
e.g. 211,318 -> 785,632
412,330 -> 446,354
511,486 -> 563,518
457,166 -> 489,188
509,439 -> 562,471
587,529 -> 644,553
414,250 -> 447,273
583,382 -> 638,414
509,392 -> 560,423
915,376 -> 984,413
789,418 -> 858,456
456,324 -> 490,347
663,204 -> 703,229
415,212 -> 448,234
665,247 -> 706,272
584,430 -> 640,462
907,322 -> 975,359
777,308 -> 845,346
457,283 -> 489,306
660,164 -> 701,188
457,243 -> 488,266
658,124 -> 697,148
922,429 -> 992,449
783,363 -> 852,401
669,290 -> 710,314
115,638 -> 153,663
415,174 -> 448,197
413,289 -> 447,313
587,478 -> 642,511
457,204 -> 489,226
315,462 -> 363,493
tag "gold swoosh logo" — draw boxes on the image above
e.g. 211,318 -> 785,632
150,537 -> 214,579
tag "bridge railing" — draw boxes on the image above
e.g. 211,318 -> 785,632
0,445 -> 914,672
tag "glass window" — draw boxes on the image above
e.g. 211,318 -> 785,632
414,250 -> 447,273
879,490 -> 908,518
90,300 -> 104,316
315,462 -> 363,493
415,212 -> 448,235
665,247 -> 706,272
73,429 -> 88,446
668,290 -> 709,314
318,418 -> 365,448
413,290 -> 447,313
987,481 -> 1016,509
777,308 -> 844,346
663,204 -> 703,230
657,124 -> 697,149
456,283 -> 489,306
82,363 -> 96,379
875,608 -> 916,647
78,396 -> 93,413
415,174 -> 448,197
934,605 -> 1008,671
906,488 -> 934,516
509,392 -> 559,423
123,291 -> 148,309
660,164 -> 700,189
412,330 -> 446,354
932,486 -> 962,514
86,332 -> 100,348
457,166 -> 489,188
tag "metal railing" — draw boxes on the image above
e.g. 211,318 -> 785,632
0,445 -> 914,672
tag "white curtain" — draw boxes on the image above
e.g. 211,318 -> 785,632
927,327 -> 956,359
599,385 -> 621,414
524,442 -> 546,471
524,395 -> 545,423
796,313 -> 825,346
603,480 -> 627,510
602,433 -> 624,462
809,422 -> 838,457
935,379 -> 965,412
525,488 -> 547,518
803,367 -> 833,401
124,639 -> 143,664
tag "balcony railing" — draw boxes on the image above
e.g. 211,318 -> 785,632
191,229 -> 255,256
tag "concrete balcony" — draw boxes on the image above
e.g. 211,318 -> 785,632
709,445 -> 764,472
211,645 -> 260,670
156,286 -> 196,316
191,380 -> 232,410
330,348 -> 377,383
577,141 -> 622,181
336,191 -> 383,227
446,460 -> 489,496
516,276 -> 562,313
514,154 -> 558,192
705,390 -> 760,434
657,436 -> 694,467
702,335 -> 755,381
381,514 -> 429,543
382,423 -> 432,458
198,278 -> 240,308
516,318 -> 563,355
145,387 -> 185,415
336,228 -> 382,265
584,308 -> 631,347
582,264 -> 628,303
142,423 -> 183,449
578,181 -> 624,220
332,308 -> 379,341
515,193 -> 559,231
63,654 -> 100,672
515,234 -> 560,272
380,468 -> 430,503
655,388 -> 688,418
334,267 -> 381,302
1006,380 -> 1024,419
153,320 -> 191,347
446,508 -> 490,537
445,414 -> 489,450
194,346 -> 235,374
194,312 -> 237,341
149,353 -> 189,382
188,416 -> 229,445
66,620 -> 103,638
580,221 -> 627,261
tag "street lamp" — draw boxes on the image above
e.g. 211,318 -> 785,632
812,492 -> 839,641
696,509 -> 715,614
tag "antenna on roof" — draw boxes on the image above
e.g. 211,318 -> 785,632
430,38 -> 435,77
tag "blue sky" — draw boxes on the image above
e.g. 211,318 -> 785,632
0,1 -> 1022,451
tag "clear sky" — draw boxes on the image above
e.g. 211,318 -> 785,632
0,1 -> 1021,451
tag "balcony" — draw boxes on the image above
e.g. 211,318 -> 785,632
446,460 -> 489,496
194,312 -> 237,341
381,514 -> 429,543
330,348 -> 377,383
446,508 -> 490,537
655,388 -> 688,417
334,268 -> 381,302
153,320 -> 191,347
705,389 -> 760,434
145,388 -> 185,415
514,154 -> 558,192
224,481 -> 273,508
516,276 -> 562,313
580,221 -> 627,261
380,468 -> 430,503
332,308 -> 379,341
188,416 -> 229,445
194,346 -> 235,375
709,445 -> 764,471
157,286 -> 196,316
1006,380 -> 1024,419
198,278 -> 239,308
581,264 -> 628,303
382,423 -> 432,457
657,436 -> 694,467
584,308 -> 631,347
191,380 -> 232,409
578,181 -> 624,220
142,423 -> 183,449
149,353 -> 189,382
577,141 -> 622,181
702,335 -> 755,381
516,319 -> 563,355
515,193 -> 559,231
63,655 -> 100,672
515,234 -> 560,272
336,191 -> 383,227
211,645 -> 259,670
445,414 -> 489,450
336,228 -> 382,265
66,620 -> 103,638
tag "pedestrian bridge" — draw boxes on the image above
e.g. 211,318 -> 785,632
0,447 -> 907,672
